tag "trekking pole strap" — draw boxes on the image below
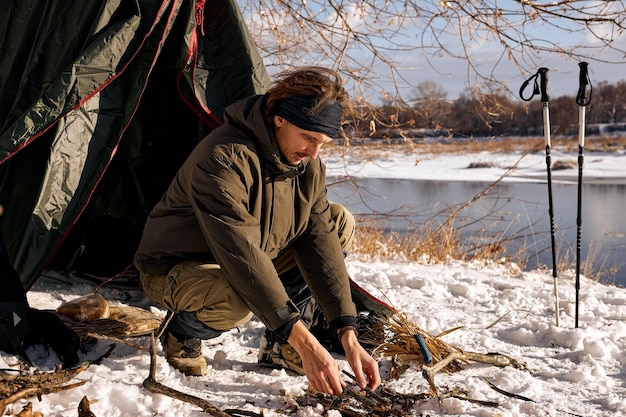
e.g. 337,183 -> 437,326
519,70 -> 541,102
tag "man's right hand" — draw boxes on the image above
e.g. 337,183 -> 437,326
287,320 -> 346,395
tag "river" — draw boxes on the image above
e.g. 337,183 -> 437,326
328,178 -> 626,287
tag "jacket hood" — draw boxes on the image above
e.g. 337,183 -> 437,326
224,95 -> 307,180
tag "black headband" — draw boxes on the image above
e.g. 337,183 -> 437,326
275,95 -> 342,137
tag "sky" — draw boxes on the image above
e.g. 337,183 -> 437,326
242,1 -> 626,102
390,43 -> 626,101
376,26 -> 626,101
1,149 -> 625,417
389,1 -> 626,100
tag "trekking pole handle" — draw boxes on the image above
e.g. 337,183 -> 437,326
536,68 -> 551,147
538,67 -> 549,104
576,62 -> 592,107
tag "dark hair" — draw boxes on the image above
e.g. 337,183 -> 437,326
264,67 -> 350,125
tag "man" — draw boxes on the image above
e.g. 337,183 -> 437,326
134,67 -> 380,394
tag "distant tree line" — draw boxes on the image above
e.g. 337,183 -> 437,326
348,80 -> 626,141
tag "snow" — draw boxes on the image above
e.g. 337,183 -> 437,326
2,149 -> 625,417
324,148 -> 626,185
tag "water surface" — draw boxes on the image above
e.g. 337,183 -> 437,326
328,178 -> 626,287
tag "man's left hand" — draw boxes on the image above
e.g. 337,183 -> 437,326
339,327 -> 381,391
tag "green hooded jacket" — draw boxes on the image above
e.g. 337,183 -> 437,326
134,95 -> 357,331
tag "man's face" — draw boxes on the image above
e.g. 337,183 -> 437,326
273,115 -> 333,165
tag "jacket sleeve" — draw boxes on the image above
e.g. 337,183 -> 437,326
185,144 -> 299,331
291,162 -> 357,325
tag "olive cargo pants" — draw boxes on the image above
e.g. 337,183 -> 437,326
140,203 -> 355,338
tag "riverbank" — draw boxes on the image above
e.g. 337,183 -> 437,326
324,145 -> 626,287
325,146 -> 626,185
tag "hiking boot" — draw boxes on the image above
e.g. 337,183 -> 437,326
162,332 -> 207,376
257,332 -> 304,375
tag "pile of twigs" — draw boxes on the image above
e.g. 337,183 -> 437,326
294,383 -> 428,417
359,311 -> 525,397
0,364 -> 89,415
361,312 -> 467,372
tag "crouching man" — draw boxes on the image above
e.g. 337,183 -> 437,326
134,67 -> 380,394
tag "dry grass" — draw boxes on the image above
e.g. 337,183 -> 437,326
552,239 -> 619,283
359,311 -> 467,372
351,216 -> 526,271
333,135 -> 626,160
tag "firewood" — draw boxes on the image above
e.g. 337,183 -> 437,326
142,333 -> 234,417
0,363 -> 88,397
361,312 -> 525,398
0,380 -> 86,415
78,396 -> 97,417
15,402 -> 43,417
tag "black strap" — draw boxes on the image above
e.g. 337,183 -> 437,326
519,71 -> 540,102
519,67 -> 550,103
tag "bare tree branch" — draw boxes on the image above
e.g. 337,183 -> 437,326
238,0 -> 626,104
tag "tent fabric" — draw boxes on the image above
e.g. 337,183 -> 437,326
0,0 -> 271,289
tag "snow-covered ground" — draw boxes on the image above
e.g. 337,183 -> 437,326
1,150 -> 625,417
324,148 -> 626,185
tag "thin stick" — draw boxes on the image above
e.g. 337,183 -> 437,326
0,381 -> 87,414
482,377 -> 535,402
86,332 -> 149,352
142,333 -> 232,417
341,370 -> 391,405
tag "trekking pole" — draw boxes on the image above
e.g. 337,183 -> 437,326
574,62 -> 592,328
520,68 -> 559,326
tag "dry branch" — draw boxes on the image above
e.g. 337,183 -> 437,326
0,376 -> 86,415
78,396 -> 98,417
142,333 -> 233,417
0,363 -> 88,396
15,402 -> 43,417
363,311 -> 525,397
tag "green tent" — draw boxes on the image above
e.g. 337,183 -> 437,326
0,0 -> 271,289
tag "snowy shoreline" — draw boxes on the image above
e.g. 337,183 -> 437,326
324,150 -> 626,185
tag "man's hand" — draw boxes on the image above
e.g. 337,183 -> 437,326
339,327 -> 381,391
287,320 -> 346,395
287,320 -> 381,395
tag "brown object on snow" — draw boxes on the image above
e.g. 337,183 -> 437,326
56,293 -> 110,321
59,305 -> 162,342
15,402 -> 43,417
0,364 -> 88,415
78,396 -> 97,417
56,292 -> 162,342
